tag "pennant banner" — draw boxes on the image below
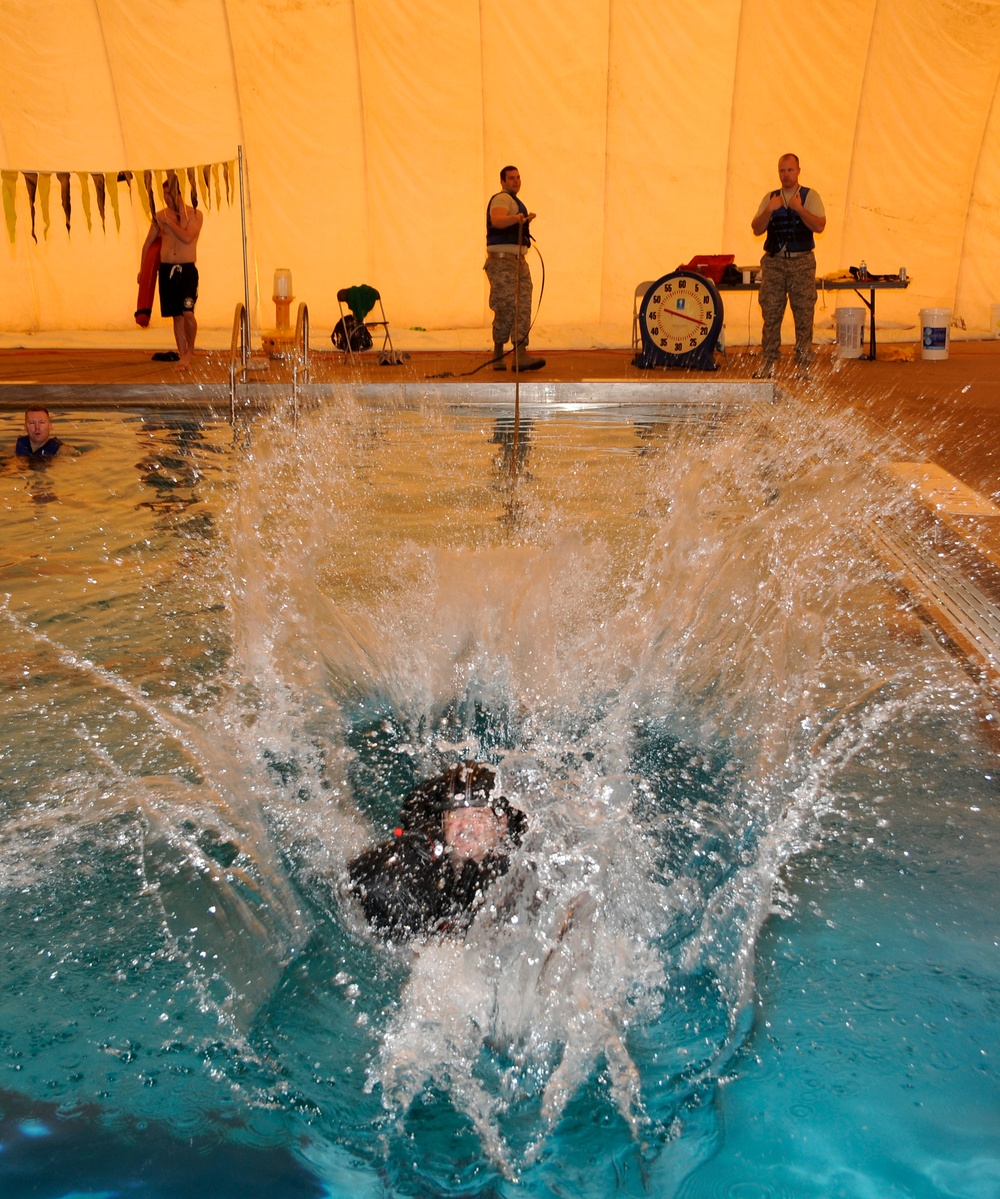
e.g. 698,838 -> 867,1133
0,157 -> 237,244
1,170 -> 17,242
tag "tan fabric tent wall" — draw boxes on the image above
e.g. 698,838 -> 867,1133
1,0 -> 999,344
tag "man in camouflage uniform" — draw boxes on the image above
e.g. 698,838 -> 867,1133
751,153 -> 826,374
484,166 -> 545,372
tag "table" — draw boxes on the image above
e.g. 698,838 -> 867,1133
717,276 -> 910,361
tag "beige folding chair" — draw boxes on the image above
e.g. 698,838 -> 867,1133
335,286 -> 399,364
632,280 -> 656,350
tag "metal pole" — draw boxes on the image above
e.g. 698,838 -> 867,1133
512,219 -> 524,471
238,145 -> 250,370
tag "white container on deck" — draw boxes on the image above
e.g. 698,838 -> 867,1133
920,308 -> 951,360
834,307 -> 866,358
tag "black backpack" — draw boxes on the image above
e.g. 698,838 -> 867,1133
331,314 -> 373,353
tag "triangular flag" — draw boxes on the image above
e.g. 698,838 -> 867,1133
57,172 -> 71,232
1,170 -> 17,243
76,172 -> 93,232
105,172 -> 121,231
92,173 -> 106,231
38,173 -> 52,238
24,172 -> 38,242
223,160 -> 232,204
200,164 -> 212,210
212,162 -> 221,209
139,170 -> 153,222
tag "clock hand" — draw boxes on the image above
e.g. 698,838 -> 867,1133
662,307 -> 708,327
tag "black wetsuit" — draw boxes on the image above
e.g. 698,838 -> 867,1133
347,767 -> 526,943
348,831 -> 514,941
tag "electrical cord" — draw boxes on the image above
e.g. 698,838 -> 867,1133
425,240 -> 546,379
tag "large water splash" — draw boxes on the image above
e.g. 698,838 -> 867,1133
213,392 -> 951,1184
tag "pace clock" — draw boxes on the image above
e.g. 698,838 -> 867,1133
633,271 -> 724,371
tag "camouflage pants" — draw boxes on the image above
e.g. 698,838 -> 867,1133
758,251 -> 817,364
484,253 -> 533,346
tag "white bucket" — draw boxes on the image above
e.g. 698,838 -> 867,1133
920,308 -> 951,360
834,306 -> 866,358
990,303 -> 1000,338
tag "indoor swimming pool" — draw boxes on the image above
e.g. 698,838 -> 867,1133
0,392 -> 996,1198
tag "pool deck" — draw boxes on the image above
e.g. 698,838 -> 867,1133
2,338 -> 999,695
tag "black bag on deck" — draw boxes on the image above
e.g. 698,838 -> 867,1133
331,314 -> 373,353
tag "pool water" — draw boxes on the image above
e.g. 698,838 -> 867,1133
0,396 -> 996,1198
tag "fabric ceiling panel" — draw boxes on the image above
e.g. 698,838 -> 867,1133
227,0 -> 370,330
0,0 -> 129,329
843,0 -> 1000,320
481,0 -> 610,326
0,1 -> 120,168
96,0 -> 243,169
723,0 -> 871,273
955,78 -> 1000,330
724,0 -> 876,268
603,1 -> 741,323
355,0 -> 484,327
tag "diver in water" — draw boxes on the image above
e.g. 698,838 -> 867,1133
347,761 -> 527,943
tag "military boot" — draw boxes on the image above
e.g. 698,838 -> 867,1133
492,341 -> 507,371
511,341 -> 545,372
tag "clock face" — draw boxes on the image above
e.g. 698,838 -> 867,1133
640,273 -> 718,357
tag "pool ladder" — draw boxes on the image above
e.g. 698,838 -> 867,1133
229,301 -> 311,424
229,301 -> 251,422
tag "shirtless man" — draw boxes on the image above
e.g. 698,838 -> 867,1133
139,174 -> 204,368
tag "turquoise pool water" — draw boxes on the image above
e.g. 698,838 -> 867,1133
0,396 -> 996,1197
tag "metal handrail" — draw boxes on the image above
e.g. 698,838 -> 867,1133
293,302 -> 310,380
229,301 -> 249,421
290,303 -> 310,430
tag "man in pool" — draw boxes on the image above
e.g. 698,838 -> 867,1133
347,761 -> 527,942
16,407 -> 62,457
139,172 -> 204,369
485,166 -> 545,373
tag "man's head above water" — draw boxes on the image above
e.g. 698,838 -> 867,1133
23,407 -> 54,451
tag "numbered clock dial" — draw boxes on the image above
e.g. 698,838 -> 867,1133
634,270 -> 724,371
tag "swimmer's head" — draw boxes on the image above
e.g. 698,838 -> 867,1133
443,804 -> 509,865
442,760 -> 527,854
23,407 -> 54,450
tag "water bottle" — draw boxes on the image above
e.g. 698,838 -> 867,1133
859,259 -> 869,280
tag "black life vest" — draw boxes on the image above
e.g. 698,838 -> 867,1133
764,186 -> 814,254
486,191 -> 531,248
